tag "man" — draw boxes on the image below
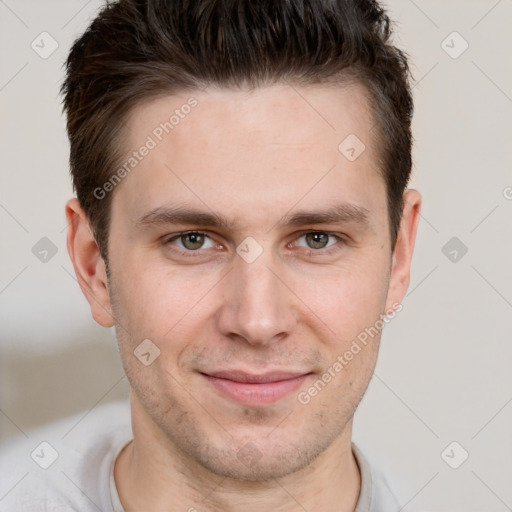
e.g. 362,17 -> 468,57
0,0 -> 421,510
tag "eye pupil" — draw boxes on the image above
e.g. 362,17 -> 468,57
182,233 -> 204,250
306,232 -> 329,249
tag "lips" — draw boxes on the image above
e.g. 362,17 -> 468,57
204,370 -> 309,384
200,370 -> 312,406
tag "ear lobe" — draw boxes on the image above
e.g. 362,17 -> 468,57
385,189 -> 422,311
65,198 -> 115,327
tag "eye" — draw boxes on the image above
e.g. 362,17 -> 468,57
163,230 -> 344,261
295,231 -> 339,250
167,231 -> 217,251
307,232 -> 330,249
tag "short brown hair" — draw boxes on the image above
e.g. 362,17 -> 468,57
61,0 -> 413,260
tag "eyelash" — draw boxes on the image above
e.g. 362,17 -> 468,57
163,230 -> 346,258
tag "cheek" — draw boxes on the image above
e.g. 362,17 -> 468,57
299,264 -> 388,405
296,257 -> 390,342
110,258 -> 221,344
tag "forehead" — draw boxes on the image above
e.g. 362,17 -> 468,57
113,83 -> 386,231
125,82 -> 376,157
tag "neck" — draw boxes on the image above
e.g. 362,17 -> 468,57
115,395 -> 361,512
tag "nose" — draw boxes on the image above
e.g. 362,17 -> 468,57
215,248 -> 298,346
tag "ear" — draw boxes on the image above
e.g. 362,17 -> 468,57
65,198 -> 114,327
385,189 -> 422,310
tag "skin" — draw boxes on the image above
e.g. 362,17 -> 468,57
66,82 -> 421,512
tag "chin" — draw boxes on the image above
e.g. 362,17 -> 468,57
200,452 -> 308,482
191,435 -> 330,482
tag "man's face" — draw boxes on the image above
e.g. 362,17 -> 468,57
104,83 -> 402,480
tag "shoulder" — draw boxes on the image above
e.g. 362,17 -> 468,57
352,442 -> 402,512
0,401 -> 131,512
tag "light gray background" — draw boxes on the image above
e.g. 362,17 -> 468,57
1,1 -> 511,510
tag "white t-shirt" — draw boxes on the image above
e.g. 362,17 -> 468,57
0,401 -> 400,511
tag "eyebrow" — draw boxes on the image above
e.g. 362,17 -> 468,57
135,203 -> 370,231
